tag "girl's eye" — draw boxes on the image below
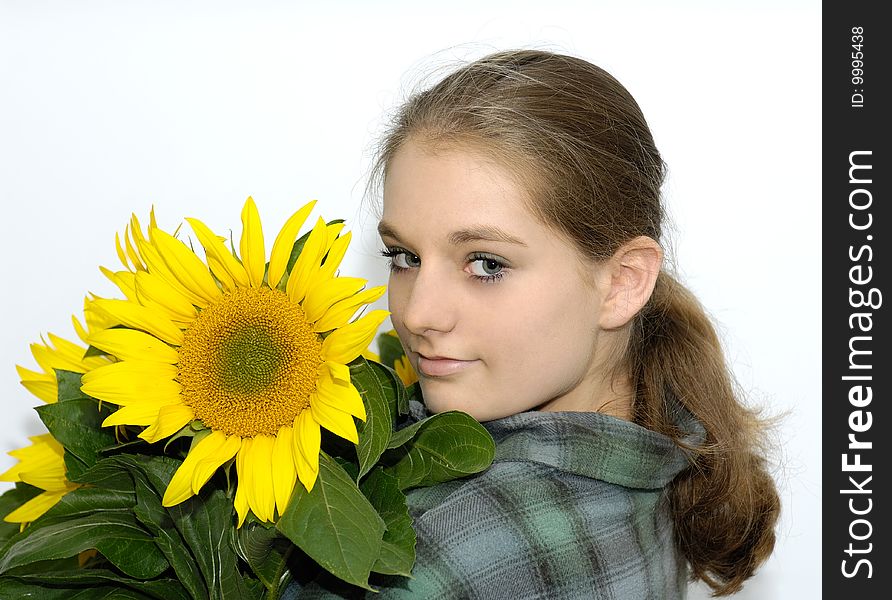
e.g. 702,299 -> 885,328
381,248 -> 420,271
467,254 -> 507,281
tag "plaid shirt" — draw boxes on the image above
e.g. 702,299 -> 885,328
289,402 -> 699,599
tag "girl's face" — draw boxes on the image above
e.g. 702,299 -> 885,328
380,141 -> 616,421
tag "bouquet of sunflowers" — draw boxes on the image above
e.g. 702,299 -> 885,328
0,198 -> 494,598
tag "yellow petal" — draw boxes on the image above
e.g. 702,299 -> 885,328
316,373 -> 366,420
134,271 -> 199,324
162,431 -> 241,506
102,400 -> 179,427
186,217 -> 249,291
139,403 -> 195,443
310,392 -> 359,444
234,441 -> 251,527
292,410 -> 320,492
136,239 -> 209,308
244,434 -> 276,523
87,328 -> 179,364
115,231 -> 131,272
271,426 -> 297,517
313,286 -> 387,333
17,366 -> 56,403
3,489 -> 67,524
323,361 -> 351,384
101,267 -> 138,301
151,229 -> 222,304
88,299 -> 184,346
240,197 -> 266,288
124,223 -> 147,272
286,218 -> 328,304
321,309 -> 389,365
81,361 -> 180,406
315,231 -> 352,282
302,277 -> 366,324
268,200 -> 317,289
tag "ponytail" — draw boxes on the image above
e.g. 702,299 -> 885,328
627,272 -> 780,595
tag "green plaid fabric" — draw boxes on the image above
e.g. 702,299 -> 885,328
288,402 -> 699,599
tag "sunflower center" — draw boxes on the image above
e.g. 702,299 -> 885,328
177,287 -> 323,437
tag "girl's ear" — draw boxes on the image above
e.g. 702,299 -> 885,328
598,236 -> 663,330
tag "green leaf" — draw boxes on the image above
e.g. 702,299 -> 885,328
361,469 -> 415,576
277,452 -> 385,590
0,483 -> 42,546
235,521 -> 295,594
167,488 -> 257,599
384,411 -> 495,490
0,511 -> 168,579
55,369 -> 91,403
131,471 -> 208,600
351,357 -> 403,479
376,331 -> 405,374
35,396 -> 116,471
105,454 -> 210,600
39,486 -> 136,522
5,568 -> 190,600
0,577 -> 158,600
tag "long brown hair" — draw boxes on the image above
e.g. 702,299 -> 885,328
373,49 -> 779,595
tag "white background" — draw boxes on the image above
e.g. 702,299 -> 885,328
0,1 -> 820,598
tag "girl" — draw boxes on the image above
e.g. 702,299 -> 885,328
294,49 -> 779,599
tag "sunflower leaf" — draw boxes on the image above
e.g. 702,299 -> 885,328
360,468 -> 415,576
36,374 -> 116,471
102,454 -> 216,600
383,411 -> 495,490
351,358 -> 403,480
0,511 -> 168,580
277,452 -> 385,590
2,568 -> 190,600
0,577 -> 160,600
236,520 -> 296,594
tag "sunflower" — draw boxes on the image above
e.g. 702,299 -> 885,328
79,197 -> 387,525
0,434 -> 81,527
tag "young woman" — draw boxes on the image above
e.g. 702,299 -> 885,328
293,49 -> 779,599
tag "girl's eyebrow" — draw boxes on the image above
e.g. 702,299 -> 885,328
378,221 -> 527,247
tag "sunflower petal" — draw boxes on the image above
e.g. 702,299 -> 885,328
303,277 -> 367,324
316,231 -> 352,282
268,200 -> 317,289
321,309 -> 389,365
139,403 -> 195,443
17,366 -> 56,403
124,223 -> 147,272
271,426 -> 297,517
186,217 -> 250,290
151,229 -> 222,304
240,197 -> 266,288
286,218 -> 329,304
234,440 -> 251,527
88,299 -> 184,346
244,435 -> 276,523
3,490 -> 67,524
292,410 -> 320,491
311,392 -> 359,444
102,401 -> 175,427
134,271 -> 199,324
316,372 -> 366,420
81,361 -> 180,406
313,286 -> 386,333
162,431 -> 240,506
323,361 -> 351,384
136,240 -> 209,308
101,267 -> 138,301
87,328 -> 179,364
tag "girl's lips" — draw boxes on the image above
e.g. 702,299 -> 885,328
416,355 -> 477,377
